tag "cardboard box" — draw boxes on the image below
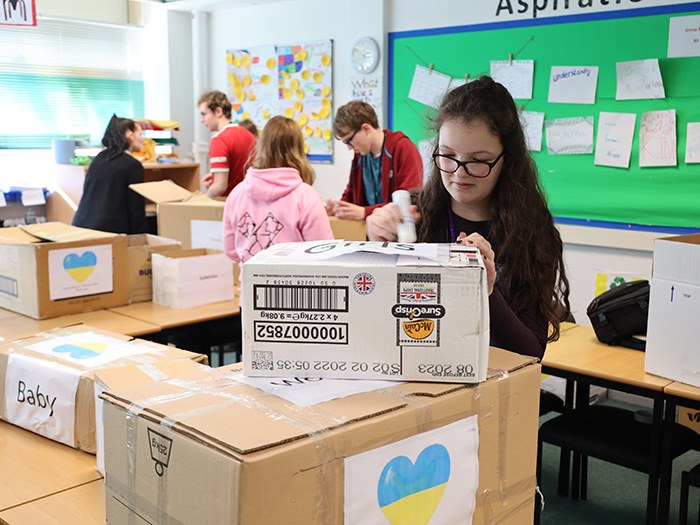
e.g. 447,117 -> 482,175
127,233 -> 182,303
102,348 -> 540,525
645,234 -> 700,386
0,222 -> 129,319
329,217 -> 367,240
130,180 -> 225,250
0,324 -> 207,452
242,240 -> 489,383
152,248 -> 234,308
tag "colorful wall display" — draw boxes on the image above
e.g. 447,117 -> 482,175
227,40 -> 333,161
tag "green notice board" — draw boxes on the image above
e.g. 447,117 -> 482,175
389,8 -> 700,230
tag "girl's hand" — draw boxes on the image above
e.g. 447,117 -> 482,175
458,232 -> 496,295
366,203 -> 403,241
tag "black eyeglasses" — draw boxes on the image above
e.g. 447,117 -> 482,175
432,150 -> 504,178
340,128 -> 360,146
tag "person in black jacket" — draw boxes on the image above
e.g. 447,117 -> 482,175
72,115 -> 148,234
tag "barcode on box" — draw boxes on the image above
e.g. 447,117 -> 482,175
253,285 -> 348,312
0,275 -> 18,297
251,351 -> 274,370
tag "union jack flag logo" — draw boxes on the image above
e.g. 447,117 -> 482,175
400,291 -> 437,303
353,272 -> 375,295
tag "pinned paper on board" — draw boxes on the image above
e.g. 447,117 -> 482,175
594,112 -> 636,169
615,59 -> 665,100
548,66 -> 599,104
685,122 -> 700,164
448,77 -> 469,92
408,65 -> 451,109
344,417 -> 479,525
639,110 -> 677,167
545,116 -> 594,155
668,14 -> 700,58
350,75 -> 383,126
48,245 -> 114,301
520,111 -> 545,152
490,60 -> 534,100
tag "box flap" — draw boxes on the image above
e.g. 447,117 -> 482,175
0,222 -> 116,245
102,347 -> 537,456
129,180 -> 194,204
127,233 -> 182,250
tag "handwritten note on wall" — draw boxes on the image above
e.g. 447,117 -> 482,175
594,112 -> 637,169
408,65 -> 451,109
616,59 -> 665,100
668,14 -> 700,58
490,60 -> 534,100
685,122 -> 700,164
520,111 -> 545,152
640,110 -> 677,167
546,116 -> 594,155
548,66 -> 599,104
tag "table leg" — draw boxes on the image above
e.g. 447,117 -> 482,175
657,397 -> 676,525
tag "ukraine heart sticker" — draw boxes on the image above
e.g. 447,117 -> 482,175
377,444 -> 451,525
53,341 -> 108,359
63,251 -> 97,283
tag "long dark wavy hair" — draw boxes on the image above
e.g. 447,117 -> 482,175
417,76 -> 570,342
102,114 -> 137,160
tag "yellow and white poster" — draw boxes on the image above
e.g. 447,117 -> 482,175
227,40 -> 333,161
344,417 -> 478,525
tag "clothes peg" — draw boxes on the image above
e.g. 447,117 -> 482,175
518,104 -> 524,112
465,73 -> 470,80
508,53 -> 513,65
428,64 -> 434,74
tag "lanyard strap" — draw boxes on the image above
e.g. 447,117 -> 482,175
448,207 -> 457,242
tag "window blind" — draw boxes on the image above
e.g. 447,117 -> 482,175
0,18 -> 144,149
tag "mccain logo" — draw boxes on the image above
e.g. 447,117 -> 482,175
391,304 -> 445,321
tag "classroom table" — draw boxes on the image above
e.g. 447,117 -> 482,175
541,325 -> 674,524
658,381 -> 700,525
0,421 -> 101,513
0,307 -> 162,342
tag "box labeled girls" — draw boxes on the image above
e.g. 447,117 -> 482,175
242,241 -> 489,383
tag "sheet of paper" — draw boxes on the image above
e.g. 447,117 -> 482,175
418,138 -> 435,184
0,192 -> 6,207
668,14 -> 700,58
448,77 -> 469,92
275,240 -> 440,261
344,417 -> 479,525
5,354 -> 82,447
594,112 -> 636,168
191,220 -> 223,251
686,122 -> 700,164
640,110 -> 677,167
490,60 -> 534,99
615,59 -> 665,100
48,244 -> 114,300
227,373 -> 401,407
520,111 -> 545,151
408,65 -> 452,109
350,75 -> 383,127
548,66 -> 599,104
20,188 -> 46,206
545,116 -> 594,155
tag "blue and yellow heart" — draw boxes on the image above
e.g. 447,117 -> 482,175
62,251 -> 97,283
53,341 -> 108,359
377,443 -> 451,525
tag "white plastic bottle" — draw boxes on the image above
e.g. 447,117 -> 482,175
391,190 -> 417,243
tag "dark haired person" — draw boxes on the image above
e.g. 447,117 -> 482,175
72,115 -> 148,234
328,100 -> 423,220
198,90 -> 257,198
367,77 -> 570,359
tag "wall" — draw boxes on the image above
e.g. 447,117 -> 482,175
37,0 -> 129,24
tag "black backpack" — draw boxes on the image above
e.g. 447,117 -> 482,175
586,280 -> 649,351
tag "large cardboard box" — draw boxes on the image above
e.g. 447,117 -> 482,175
130,179 -> 225,250
0,222 -> 129,319
127,233 -> 182,303
242,240 -> 489,383
329,217 -> 367,240
152,248 -> 234,308
645,234 -> 700,386
0,324 -> 207,452
102,348 -> 540,525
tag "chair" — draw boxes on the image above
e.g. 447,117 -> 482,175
680,462 -> 700,525
537,404 -> 699,524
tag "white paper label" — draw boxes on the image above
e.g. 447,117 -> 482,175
191,220 -> 223,250
48,244 -> 113,300
5,353 -> 82,446
345,417 -> 479,525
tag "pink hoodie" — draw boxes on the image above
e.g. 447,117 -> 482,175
223,167 -> 334,264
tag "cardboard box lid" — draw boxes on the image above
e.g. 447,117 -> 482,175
129,180 -> 197,204
0,222 -> 116,245
102,347 -> 536,457
127,233 -> 182,250
653,233 -> 700,285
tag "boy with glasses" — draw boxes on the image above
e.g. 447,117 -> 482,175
327,100 -> 423,220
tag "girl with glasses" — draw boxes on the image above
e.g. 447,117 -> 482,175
367,76 -> 570,359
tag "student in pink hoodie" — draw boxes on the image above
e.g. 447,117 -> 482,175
223,116 -> 334,264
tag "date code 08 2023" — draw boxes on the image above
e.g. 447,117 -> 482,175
253,321 -> 348,344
